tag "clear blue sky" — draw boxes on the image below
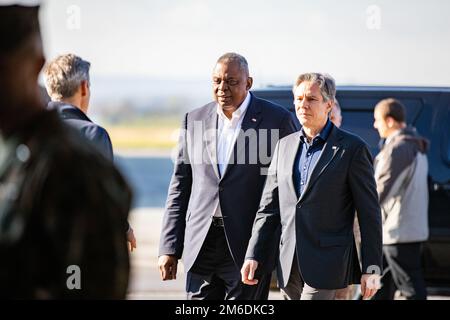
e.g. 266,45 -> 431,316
39,0 -> 450,87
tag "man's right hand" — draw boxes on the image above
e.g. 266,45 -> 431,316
240,259 -> 259,285
158,255 -> 178,281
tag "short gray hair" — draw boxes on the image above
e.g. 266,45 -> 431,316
293,72 -> 336,103
216,52 -> 249,76
44,53 -> 90,100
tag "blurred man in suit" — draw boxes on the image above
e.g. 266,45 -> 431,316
330,98 -> 342,128
242,73 -> 382,300
329,96 -> 364,300
158,53 -> 298,299
44,54 -> 113,159
44,53 -> 136,251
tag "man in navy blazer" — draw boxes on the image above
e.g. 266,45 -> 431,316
241,73 -> 383,300
158,53 -> 298,299
44,53 -> 136,251
44,54 -> 113,160
48,101 -> 114,160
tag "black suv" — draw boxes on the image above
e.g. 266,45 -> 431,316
254,85 -> 450,290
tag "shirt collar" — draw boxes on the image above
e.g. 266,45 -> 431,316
385,129 -> 402,146
216,92 -> 251,122
299,119 -> 333,144
48,101 -> 92,122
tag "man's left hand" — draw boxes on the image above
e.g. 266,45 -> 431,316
127,227 -> 137,252
360,274 -> 381,300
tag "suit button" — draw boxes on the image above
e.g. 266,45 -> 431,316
219,187 -> 224,192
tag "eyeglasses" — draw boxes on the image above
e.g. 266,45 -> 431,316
213,78 -> 239,87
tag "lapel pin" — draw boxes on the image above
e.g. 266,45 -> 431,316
251,118 -> 257,122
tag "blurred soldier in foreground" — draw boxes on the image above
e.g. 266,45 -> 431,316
0,3 -> 132,299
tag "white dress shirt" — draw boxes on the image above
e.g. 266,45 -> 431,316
213,92 -> 251,217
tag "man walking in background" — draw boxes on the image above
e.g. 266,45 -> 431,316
330,98 -> 342,128
44,53 -> 136,251
328,96 -> 362,300
372,98 -> 429,300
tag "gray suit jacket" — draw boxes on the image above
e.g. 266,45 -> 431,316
159,93 -> 298,273
245,124 -> 383,289
374,127 -> 429,244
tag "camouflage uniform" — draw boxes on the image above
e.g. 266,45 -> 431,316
0,110 -> 132,299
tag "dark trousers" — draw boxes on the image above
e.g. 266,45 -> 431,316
186,221 -> 271,300
373,242 -> 427,300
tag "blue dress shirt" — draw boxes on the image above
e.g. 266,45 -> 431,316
293,120 -> 333,197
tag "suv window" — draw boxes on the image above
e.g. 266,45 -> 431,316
338,96 -> 425,156
443,108 -> 450,166
339,97 -> 423,118
340,110 -> 379,156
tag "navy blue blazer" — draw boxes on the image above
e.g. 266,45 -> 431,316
246,124 -> 383,289
48,101 -> 113,161
48,101 -> 131,232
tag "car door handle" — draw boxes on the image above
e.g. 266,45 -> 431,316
433,183 -> 450,191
